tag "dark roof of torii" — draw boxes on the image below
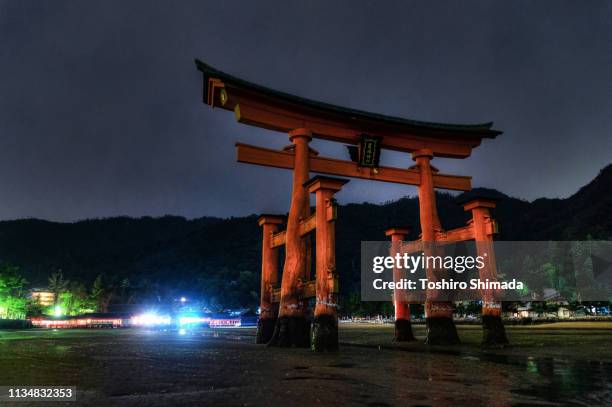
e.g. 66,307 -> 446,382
195,59 -> 502,137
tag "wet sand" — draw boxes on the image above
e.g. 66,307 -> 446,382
0,323 -> 610,406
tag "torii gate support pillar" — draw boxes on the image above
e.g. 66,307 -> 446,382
385,227 -> 415,341
306,176 -> 348,352
256,215 -> 284,344
413,149 -> 460,345
464,198 -> 508,346
268,128 -> 312,348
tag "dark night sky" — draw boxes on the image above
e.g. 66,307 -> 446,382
1,1 -> 611,221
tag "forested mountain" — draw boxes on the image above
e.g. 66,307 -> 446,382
0,164 -> 610,309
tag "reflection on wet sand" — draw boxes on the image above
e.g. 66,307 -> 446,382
0,324 -> 609,406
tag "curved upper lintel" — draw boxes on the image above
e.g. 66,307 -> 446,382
195,59 -> 502,159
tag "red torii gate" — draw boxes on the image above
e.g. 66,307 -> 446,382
195,60 -> 506,350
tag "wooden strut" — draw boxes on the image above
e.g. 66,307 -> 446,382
270,213 -> 316,248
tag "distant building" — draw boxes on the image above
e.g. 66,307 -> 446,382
30,312 -> 130,329
29,289 -> 55,307
515,306 -> 538,319
558,307 -> 571,319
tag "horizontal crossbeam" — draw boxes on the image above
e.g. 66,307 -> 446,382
270,212 -> 316,248
436,225 -> 475,241
400,220 -> 498,251
270,280 -> 316,303
435,220 -> 498,242
236,143 -> 471,191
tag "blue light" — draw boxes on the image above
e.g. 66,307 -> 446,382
179,316 -> 199,325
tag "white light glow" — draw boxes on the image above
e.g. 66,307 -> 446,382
131,313 -> 172,326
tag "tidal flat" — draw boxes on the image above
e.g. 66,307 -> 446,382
0,323 -> 610,406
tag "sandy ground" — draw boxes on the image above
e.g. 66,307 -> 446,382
0,323 -> 610,406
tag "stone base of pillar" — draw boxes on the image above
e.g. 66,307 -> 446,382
394,319 -> 415,342
256,317 -> 277,344
267,316 -> 311,348
425,317 -> 460,345
481,315 -> 509,346
311,314 -> 339,352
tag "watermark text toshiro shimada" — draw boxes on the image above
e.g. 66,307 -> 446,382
373,277 -> 524,290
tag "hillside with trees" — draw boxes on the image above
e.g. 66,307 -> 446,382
0,164 -> 610,313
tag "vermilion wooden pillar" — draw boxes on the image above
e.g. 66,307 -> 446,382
256,215 -> 284,344
464,198 -> 508,345
385,227 -> 415,341
306,176 -> 348,351
413,149 -> 460,345
268,128 -> 312,347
